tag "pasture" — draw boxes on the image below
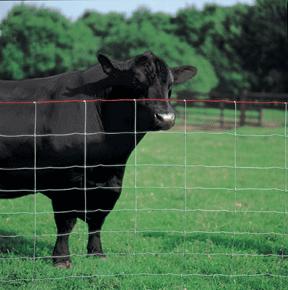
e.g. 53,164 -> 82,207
0,106 -> 287,289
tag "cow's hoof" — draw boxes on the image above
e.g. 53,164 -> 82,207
54,260 -> 72,269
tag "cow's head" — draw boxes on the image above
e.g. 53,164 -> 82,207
98,51 -> 197,132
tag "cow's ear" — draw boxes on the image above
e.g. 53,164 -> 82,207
135,54 -> 150,66
171,66 -> 197,84
97,54 -> 116,75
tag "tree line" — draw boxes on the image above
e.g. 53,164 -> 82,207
0,0 -> 286,96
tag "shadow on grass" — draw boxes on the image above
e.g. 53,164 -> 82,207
0,230 -> 52,261
1,229 -> 287,261
141,232 -> 288,257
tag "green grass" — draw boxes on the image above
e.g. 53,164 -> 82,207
1,108 -> 288,289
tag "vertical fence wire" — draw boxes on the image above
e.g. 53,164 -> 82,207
282,102 -> 287,290
33,101 -> 37,279
83,100 -> 87,224
134,99 -> 138,237
83,100 -> 88,255
233,101 -> 237,267
284,103 -> 287,255
285,103 -> 287,194
183,99 -> 187,286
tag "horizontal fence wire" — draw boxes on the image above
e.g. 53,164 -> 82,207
0,98 -> 287,105
1,251 -> 288,261
1,273 -> 287,285
0,229 -> 287,237
0,186 -> 286,192
0,132 -> 286,138
0,97 -> 287,284
0,164 -> 286,171
1,208 -> 288,215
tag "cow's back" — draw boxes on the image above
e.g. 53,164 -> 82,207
0,70 -> 82,100
0,65 -> 137,199
0,71 -> 109,198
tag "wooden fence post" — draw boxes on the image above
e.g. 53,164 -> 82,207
219,102 -> 224,128
239,94 -> 246,126
258,107 -> 263,126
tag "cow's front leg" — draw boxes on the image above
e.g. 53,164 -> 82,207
84,171 -> 124,258
87,221 -> 106,258
52,208 -> 77,268
85,188 -> 121,258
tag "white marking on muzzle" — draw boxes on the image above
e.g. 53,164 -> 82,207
156,113 -> 175,123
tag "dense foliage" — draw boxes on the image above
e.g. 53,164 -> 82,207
0,1 -> 286,95
175,4 -> 251,94
238,0 -> 287,92
0,5 -> 100,79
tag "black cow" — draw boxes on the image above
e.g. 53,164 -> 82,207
0,51 -> 196,268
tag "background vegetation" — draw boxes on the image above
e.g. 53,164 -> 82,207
0,0 -> 286,96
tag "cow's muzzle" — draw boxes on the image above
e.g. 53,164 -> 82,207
154,113 -> 175,130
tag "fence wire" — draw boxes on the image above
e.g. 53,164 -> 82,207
0,98 -> 287,284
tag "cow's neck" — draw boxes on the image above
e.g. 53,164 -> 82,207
81,64 -> 108,84
98,132 -> 145,165
80,65 -> 147,162
64,64 -> 115,99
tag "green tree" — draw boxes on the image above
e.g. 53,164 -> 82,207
175,4 -> 250,95
79,11 -> 126,39
0,4 -> 100,79
100,19 -> 218,94
239,0 -> 287,92
131,6 -> 175,34
173,5 -> 205,48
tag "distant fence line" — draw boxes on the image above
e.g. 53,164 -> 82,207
175,92 -> 288,128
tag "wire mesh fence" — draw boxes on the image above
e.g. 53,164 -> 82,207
0,98 -> 287,286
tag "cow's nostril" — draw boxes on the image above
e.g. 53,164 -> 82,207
155,113 -> 175,123
154,113 -> 163,122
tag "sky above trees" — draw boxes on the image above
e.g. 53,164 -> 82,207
0,0 -> 255,21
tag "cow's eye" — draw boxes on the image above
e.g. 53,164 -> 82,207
134,70 -> 147,84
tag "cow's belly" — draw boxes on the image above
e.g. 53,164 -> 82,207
0,170 -> 33,198
0,165 -> 125,198
0,171 -> 33,196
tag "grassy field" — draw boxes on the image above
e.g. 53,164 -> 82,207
1,107 -> 288,289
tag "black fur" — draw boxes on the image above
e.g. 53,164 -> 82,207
0,52 -> 196,266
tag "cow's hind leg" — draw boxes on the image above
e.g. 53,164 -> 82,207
52,202 -> 77,268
